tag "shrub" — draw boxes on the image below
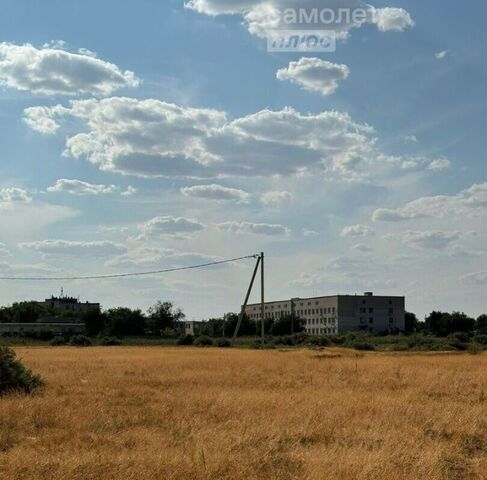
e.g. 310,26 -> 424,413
468,343 -> 483,355
100,336 -> 122,346
216,338 -> 231,348
348,341 -> 376,351
307,336 -> 332,347
473,334 -> 487,346
194,336 -> 213,347
69,335 -> 92,347
177,334 -> 194,346
49,337 -> 67,346
0,347 -> 44,395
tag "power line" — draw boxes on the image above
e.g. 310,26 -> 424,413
0,254 -> 260,282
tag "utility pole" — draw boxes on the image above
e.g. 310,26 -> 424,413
232,255 -> 261,342
260,252 -> 265,345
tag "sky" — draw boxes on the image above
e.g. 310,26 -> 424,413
0,0 -> 486,320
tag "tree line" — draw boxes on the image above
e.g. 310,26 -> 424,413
1,300 -> 486,339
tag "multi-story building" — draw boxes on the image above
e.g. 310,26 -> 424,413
244,292 -> 405,335
38,295 -> 100,314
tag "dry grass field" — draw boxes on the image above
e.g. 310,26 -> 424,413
1,347 -> 486,480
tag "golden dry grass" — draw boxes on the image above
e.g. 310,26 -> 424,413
1,347 -> 486,480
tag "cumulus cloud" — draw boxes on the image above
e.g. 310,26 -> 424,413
0,42 -> 139,96
302,228 -> 320,237
386,230 -> 461,250
25,97 -> 445,182
0,187 -> 32,204
23,98 -> 380,180
216,221 -> 290,236
105,247 -> 222,269
20,240 -> 127,257
340,224 -> 374,237
47,179 -> 119,195
277,58 -> 349,96
373,182 -> 487,222
384,154 -> 451,172
370,7 -> 414,32
181,184 -> 250,202
46,179 -> 136,196
260,190 -> 293,205
138,216 -> 206,239
185,1 -> 414,38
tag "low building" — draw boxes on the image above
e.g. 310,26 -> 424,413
0,322 -> 85,337
175,320 -> 203,336
244,292 -> 405,335
0,294 -> 98,337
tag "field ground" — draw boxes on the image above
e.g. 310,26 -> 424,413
1,347 -> 487,480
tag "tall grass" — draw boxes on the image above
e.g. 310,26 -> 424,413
1,347 -> 486,479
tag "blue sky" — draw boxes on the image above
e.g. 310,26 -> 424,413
0,0 -> 486,320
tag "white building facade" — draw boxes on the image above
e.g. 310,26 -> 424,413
244,292 -> 405,335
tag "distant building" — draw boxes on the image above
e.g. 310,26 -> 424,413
0,293 -> 99,337
38,295 -> 100,314
175,320 -> 203,336
244,292 -> 405,335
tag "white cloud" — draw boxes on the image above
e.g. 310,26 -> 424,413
352,243 -> 373,253
25,98 -> 445,182
47,179 -> 119,195
463,271 -> 487,285
216,221 -> 290,236
260,190 -> 293,206
23,105 -> 66,134
373,182 -> 487,222
0,243 -> 10,256
181,184 -> 250,202
435,50 -> 449,60
385,230 -> 461,250
105,247 -> 221,269
0,42 -> 139,96
302,228 -> 320,237
370,7 -> 414,32
24,98 -> 381,180
0,188 -> 32,204
21,240 -> 127,257
340,224 -> 374,237
404,135 -> 418,143
387,154 -> 451,171
121,186 -> 137,196
427,158 -> 451,171
138,216 -> 206,239
276,58 -> 349,96
185,1 -> 414,38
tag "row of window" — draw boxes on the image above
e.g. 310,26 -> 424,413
307,327 -> 337,335
298,307 -> 336,316
306,318 -> 336,326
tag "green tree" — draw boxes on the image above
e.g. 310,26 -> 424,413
405,311 -> 419,333
105,308 -> 146,337
147,301 -> 185,335
224,313 -> 257,337
476,314 -> 487,333
271,315 -> 305,336
82,308 -> 106,337
450,312 -> 475,333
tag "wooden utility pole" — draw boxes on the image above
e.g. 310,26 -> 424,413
232,255 -> 261,342
260,252 -> 265,345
